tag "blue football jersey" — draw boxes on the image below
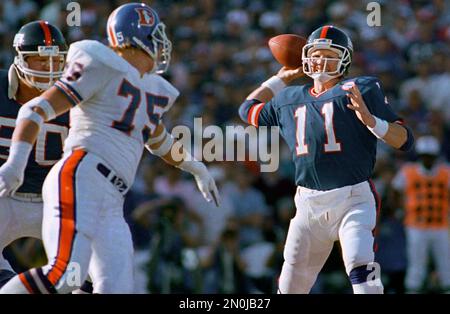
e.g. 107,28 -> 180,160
0,70 -> 69,194
254,76 -> 401,190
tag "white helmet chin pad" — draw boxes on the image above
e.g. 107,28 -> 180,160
310,72 -> 339,83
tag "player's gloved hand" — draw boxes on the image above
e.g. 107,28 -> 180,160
176,160 -> 221,207
0,162 -> 24,197
0,141 -> 32,197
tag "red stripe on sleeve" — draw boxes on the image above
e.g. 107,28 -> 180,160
253,103 -> 265,127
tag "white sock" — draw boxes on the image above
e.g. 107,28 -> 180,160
0,275 -> 31,294
352,278 -> 384,294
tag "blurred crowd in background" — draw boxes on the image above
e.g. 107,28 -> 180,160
1,0 -> 449,294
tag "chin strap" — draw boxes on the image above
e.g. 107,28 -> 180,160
310,72 -> 340,83
8,65 -> 19,100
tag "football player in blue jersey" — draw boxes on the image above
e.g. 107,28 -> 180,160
0,21 -> 91,292
239,25 -> 414,294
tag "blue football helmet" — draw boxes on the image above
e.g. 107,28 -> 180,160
302,25 -> 353,82
107,3 -> 172,74
13,20 -> 67,90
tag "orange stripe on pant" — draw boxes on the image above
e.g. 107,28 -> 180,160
46,150 -> 87,286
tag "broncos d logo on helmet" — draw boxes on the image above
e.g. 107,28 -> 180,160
135,7 -> 155,27
107,3 -> 172,74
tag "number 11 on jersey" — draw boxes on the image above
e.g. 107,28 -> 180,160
295,102 -> 341,156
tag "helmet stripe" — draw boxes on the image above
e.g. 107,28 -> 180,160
108,25 -> 117,46
319,25 -> 330,39
108,9 -> 119,46
39,20 -> 52,46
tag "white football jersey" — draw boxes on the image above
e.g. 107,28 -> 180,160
55,40 -> 179,185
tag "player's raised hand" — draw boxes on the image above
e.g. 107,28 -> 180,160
276,66 -> 304,84
344,82 -> 376,128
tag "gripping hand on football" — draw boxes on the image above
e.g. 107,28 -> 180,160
276,66 -> 305,84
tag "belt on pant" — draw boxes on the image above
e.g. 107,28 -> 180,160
10,192 -> 43,203
96,163 -> 129,196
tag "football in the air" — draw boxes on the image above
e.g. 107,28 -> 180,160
268,34 -> 307,69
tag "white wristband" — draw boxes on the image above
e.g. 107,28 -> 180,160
261,76 -> 286,96
145,131 -> 174,157
146,126 -> 168,145
367,116 -> 389,139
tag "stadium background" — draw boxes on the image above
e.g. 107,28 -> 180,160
1,0 -> 449,293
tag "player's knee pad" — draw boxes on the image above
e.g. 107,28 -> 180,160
342,240 -> 374,274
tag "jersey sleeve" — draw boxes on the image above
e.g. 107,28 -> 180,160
257,99 -> 278,126
146,76 -> 180,128
361,79 -> 402,123
240,98 -> 278,127
157,78 -> 180,119
54,45 -> 117,106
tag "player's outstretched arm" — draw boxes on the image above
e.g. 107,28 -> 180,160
0,87 -> 73,197
145,123 -> 221,207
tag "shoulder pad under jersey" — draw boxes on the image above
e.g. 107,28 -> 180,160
68,40 -> 129,73
145,73 -> 180,99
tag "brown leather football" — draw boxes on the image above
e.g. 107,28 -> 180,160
268,34 -> 306,69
